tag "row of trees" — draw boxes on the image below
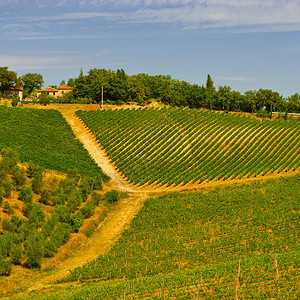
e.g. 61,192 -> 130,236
73,69 -> 300,115
1,66 -> 300,115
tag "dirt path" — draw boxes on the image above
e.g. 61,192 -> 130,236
27,192 -> 148,292
58,107 -> 134,192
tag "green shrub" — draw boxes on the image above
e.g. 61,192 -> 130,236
12,166 -> 26,187
0,148 -> 19,173
10,243 -> 23,265
92,174 -> 103,190
24,231 -> 44,268
0,260 -> 12,276
39,189 -> 52,205
66,169 -> 81,184
2,218 -> 17,233
18,186 -> 33,204
3,201 -> 14,215
28,204 -> 46,228
1,180 -> 13,198
104,190 -> 128,203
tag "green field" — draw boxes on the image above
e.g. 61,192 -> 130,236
2,106 -> 299,299
0,106 -> 108,179
77,107 -> 300,186
13,174 -> 300,299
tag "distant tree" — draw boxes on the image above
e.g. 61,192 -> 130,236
256,89 -> 282,118
67,78 -> 75,87
22,73 -> 44,96
0,67 -> 17,94
205,74 -> 216,111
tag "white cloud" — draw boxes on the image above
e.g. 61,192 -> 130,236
2,0 -> 300,33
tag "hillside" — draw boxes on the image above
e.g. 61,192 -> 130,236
0,106 -> 108,179
77,107 -> 300,187
11,175 -> 300,299
0,104 -> 299,299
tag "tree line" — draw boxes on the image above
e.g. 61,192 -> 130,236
1,66 -> 300,116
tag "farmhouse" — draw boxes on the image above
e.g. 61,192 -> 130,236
37,84 -> 74,98
5,86 -> 23,102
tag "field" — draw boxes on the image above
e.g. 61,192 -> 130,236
0,106 -> 108,179
12,175 -> 300,299
0,104 -> 299,299
77,107 -> 300,187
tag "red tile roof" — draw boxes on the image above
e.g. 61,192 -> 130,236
44,87 -> 58,92
58,85 -> 74,90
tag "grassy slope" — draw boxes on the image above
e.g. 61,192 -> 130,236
0,106 -> 108,179
14,175 -> 300,299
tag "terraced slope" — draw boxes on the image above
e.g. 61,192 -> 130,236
77,107 -> 300,186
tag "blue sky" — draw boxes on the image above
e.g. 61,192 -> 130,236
1,0 -> 300,97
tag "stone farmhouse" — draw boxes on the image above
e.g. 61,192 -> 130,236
5,86 -> 23,102
37,84 -> 74,98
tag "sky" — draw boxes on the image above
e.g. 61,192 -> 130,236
1,0 -> 300,97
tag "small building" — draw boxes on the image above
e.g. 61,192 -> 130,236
58,84 -> 74,97
37,84 -> 74,98
5,86 -> 23,102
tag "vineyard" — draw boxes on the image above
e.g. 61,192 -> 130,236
0,106 -> 108,179
1,105 -> 299,299
17,175 -> 300,299
77,107 -> 300,187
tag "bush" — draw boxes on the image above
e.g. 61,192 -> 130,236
28,204 -> 46,228
2,218 -> 17,232
104,190 -> 128,203
12,166 -> 26,187
0,260 -> 12,276
39,189 -> 52,205
18,186 -> 33,204
92,174 -> 103,190
24,231 -> 44,268
0,148 -> 19,172
66,169 -> 81,184
10,243 -> 23,265
1,180 -> 13,198
3,201 -> 14,215
11,95 -> 19,107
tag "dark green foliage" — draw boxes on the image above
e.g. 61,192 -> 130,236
0,260 -> 12,276
66,189 -> 82,213
52,186 -> 66,206
66,169 -> 81,184
0,148 -> 19,172
0,107 -> 108,179
11,95 -> 19,107
104,190 -> 128,203
79,177 -> 92,200
10,242 -> 23,265
92,174 -> 103,190
31,165 -> 44,194
3,201 -> 14,215
70,215 -> 84,233
18,186 -> 33,204
28,204 -> 45,228
1,180 -> 13,198
12,165 -> 26,187
53,205 -> 72,223
2,218 -> 17,233
39,189 -> 52,205
24,231 -> 44,268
